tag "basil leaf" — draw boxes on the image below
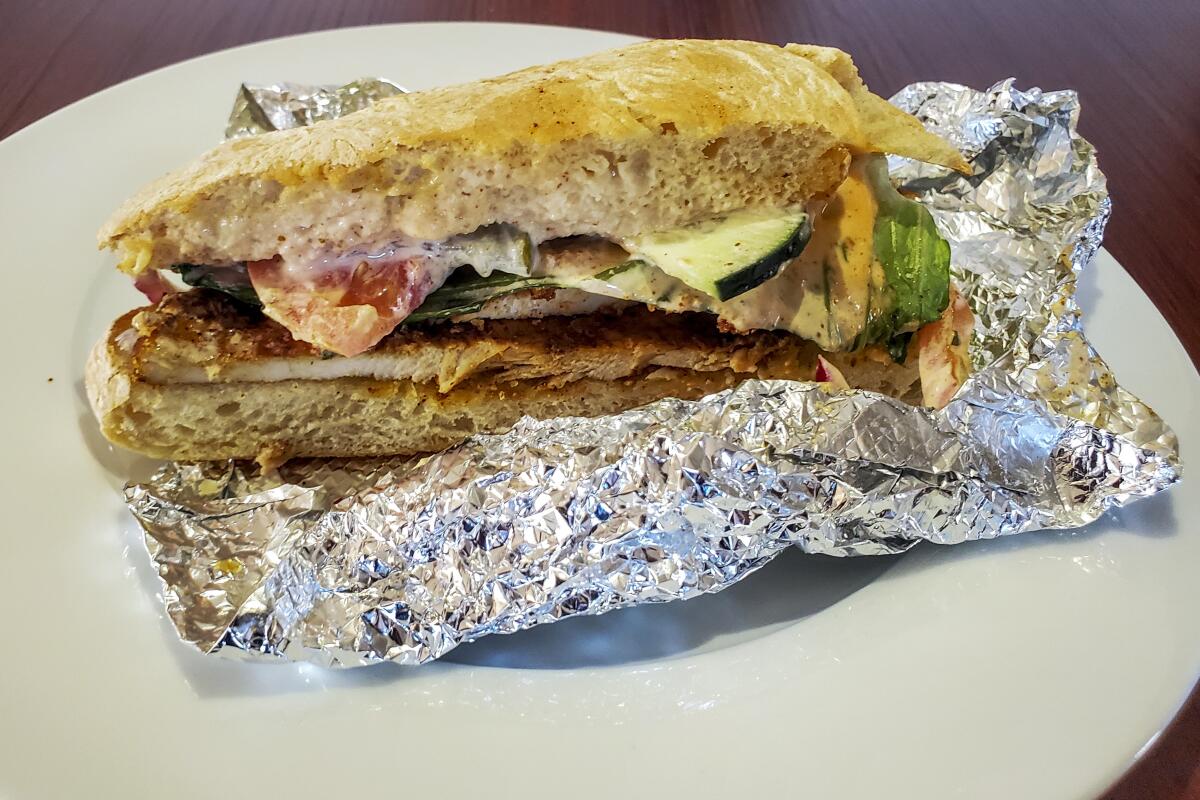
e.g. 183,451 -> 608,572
873,199 -> 951,327
172,264 -> 262,307
856,155 -> 952,346
405,261 -> 642,323
405,270 -> 553,323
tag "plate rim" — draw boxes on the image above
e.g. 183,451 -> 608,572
0,21 -> 1195,800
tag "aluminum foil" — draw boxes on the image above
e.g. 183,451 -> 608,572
125,78 -> 1181,667
224,78 -> 404,139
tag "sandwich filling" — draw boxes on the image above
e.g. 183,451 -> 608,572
132,153 -> 970,406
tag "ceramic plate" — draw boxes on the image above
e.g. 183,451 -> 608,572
0,22 -> 1196,800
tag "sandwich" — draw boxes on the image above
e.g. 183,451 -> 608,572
87,39 -> 973,465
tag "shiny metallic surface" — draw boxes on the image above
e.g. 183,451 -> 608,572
124,79 -> 1180,667
224,78 -> 405,139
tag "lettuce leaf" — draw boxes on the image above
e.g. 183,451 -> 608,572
873,195 -> 951,327
855,156 -> 951,349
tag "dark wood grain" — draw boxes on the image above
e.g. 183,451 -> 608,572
3,2 -> 1196,797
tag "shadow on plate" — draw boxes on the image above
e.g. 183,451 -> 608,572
1075,249 -> 1102,318
446,487 -> 1175,671
881,489 -> 1177,585
444,549 -> 898,669
132,529 -> 898,698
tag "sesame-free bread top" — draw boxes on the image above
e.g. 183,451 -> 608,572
100,39 -> 964,275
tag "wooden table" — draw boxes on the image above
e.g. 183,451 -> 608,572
4,2 -> 1196,796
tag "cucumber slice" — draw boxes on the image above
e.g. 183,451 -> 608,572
622,209 -> 811,301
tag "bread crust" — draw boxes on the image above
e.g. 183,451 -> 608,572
86,294 -> 921,463
99,39 -> 964,274
87,39 -> 962,463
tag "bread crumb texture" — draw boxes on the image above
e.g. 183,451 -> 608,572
100,39 -> 963,274
87,294 -> 920,461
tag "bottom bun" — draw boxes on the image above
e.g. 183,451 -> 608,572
87,296 -> 921,465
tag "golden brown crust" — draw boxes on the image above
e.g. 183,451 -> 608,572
783,44 -> 967,172
126,290 -> 793,367
118,291 -> 821,393
86,291 -> 923,462
99,39 -> 964,273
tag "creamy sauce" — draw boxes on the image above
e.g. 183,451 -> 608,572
162,160 -> 890,353
713,162 -> 879,349
297,224 -> 533,280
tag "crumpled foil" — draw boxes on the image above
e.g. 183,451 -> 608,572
224,78 -> 405,139
125,78 -> 1181,668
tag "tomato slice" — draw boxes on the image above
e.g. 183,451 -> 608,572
247,254 -> 445,356
916,288 -> 973,409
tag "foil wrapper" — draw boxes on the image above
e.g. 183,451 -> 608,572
224,78 -> 405,139
126,78 -> 1181,668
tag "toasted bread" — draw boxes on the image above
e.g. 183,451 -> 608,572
100,40 -> 964,275
86,292 -> 920,463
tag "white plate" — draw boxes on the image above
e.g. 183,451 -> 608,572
0,22 -> 1196,800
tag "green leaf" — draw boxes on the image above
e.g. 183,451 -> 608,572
171,264 -> 262,307
858,155 -> 952,345
886,331 -> 913,364
873,200 -> 951,327
404,261 -> 642,323
404,270 -> 554,323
